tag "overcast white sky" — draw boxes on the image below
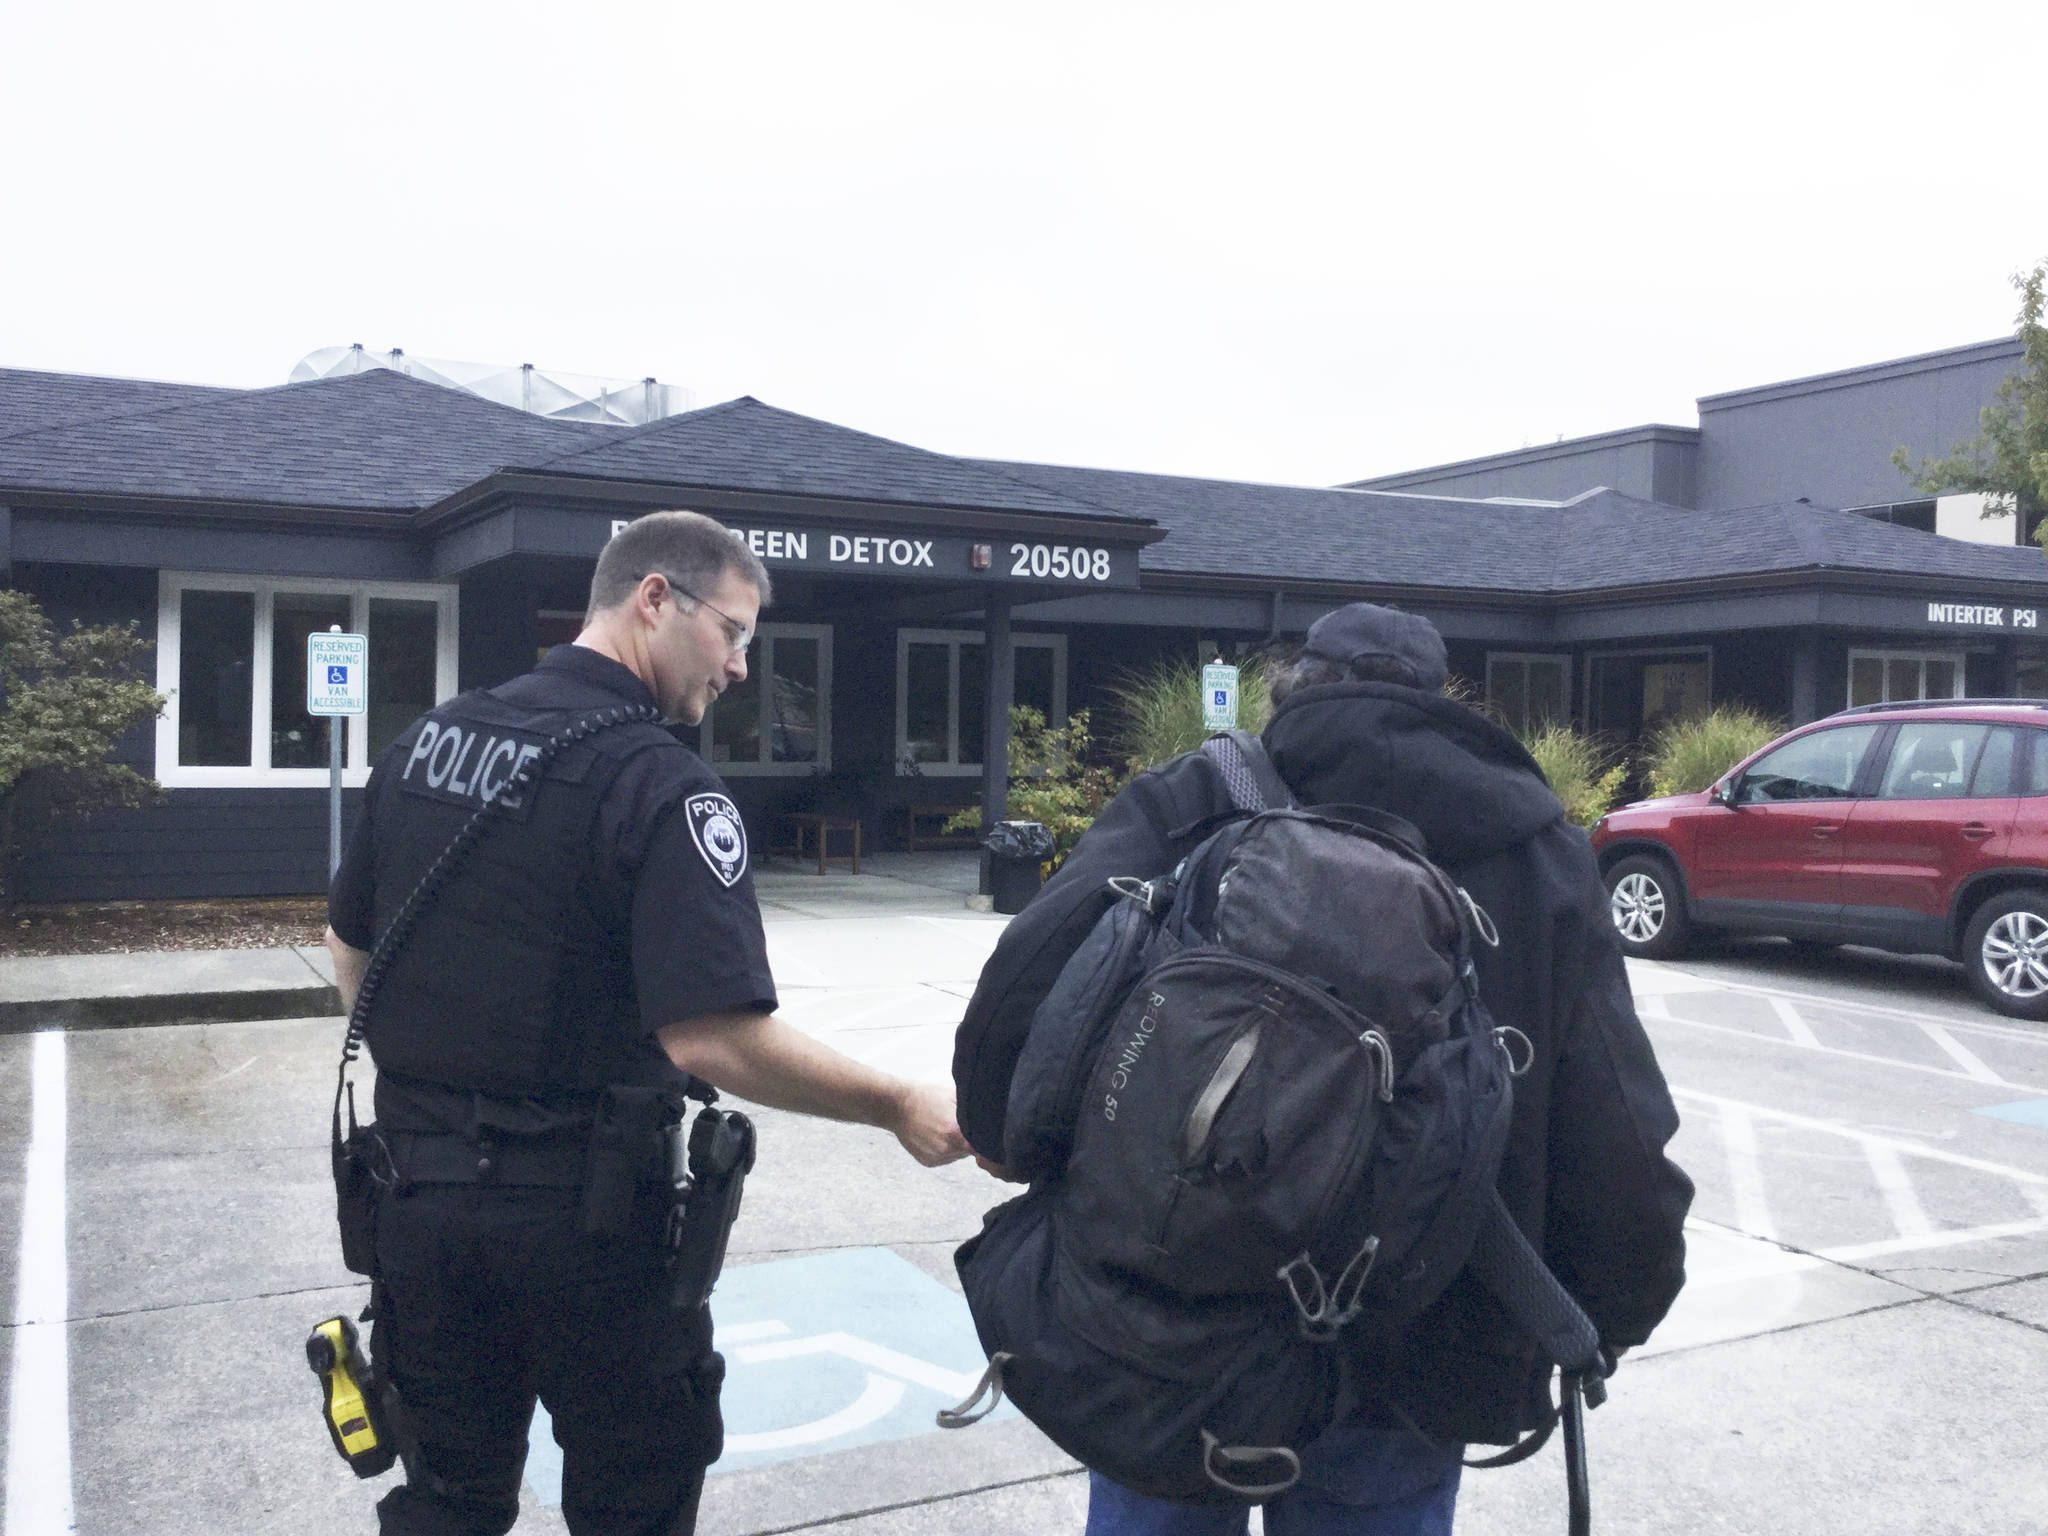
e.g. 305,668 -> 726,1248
2,2 -> 2043,487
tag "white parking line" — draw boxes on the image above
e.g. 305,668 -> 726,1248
1768,996 -> 1821,1049
1652,1012 -> 2040,1094
1665,971 -> 2048,1048
1717,1101 -> 1776,1241
1862,1142 -> 1935,1241
1915,1021 -> 2003,1084
5,1032 -> 73,1536
1672,1087 -> 2048,1186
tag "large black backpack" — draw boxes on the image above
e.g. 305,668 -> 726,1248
942,734 -> 1612,1530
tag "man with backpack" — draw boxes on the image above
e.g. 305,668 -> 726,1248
951,603 -> 1692,1535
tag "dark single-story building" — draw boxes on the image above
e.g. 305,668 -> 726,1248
4,346 -> 2046,902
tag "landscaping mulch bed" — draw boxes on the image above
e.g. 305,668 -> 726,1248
0,898 -> 329,957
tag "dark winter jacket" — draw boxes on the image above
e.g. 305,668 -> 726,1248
952,681 -> 1693,1442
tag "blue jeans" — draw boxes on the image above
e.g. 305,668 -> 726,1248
1084,1418 -> 1462,1536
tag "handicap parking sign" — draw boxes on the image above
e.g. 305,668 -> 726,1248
1202,661 -> 1239,730
307,632 -> 367,716
524,1247 -> 1012,1505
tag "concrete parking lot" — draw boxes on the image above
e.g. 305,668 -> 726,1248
5,867 -> 2048,1535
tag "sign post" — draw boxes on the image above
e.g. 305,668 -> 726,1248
308,628 -> 369,877
1201,660 -> 1240,733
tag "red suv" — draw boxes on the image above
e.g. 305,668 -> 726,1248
1590,700 -> 2048,1018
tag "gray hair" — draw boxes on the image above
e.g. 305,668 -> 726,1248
1267,650 -> 1428,707
585,510 -> 772,622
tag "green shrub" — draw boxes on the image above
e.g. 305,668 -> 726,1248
942,705 -> 1123,862
1108,656 -> 1272,772
1644,706 -> 1782,797
1521,723 -> 1628,829
0,590 -> 165,901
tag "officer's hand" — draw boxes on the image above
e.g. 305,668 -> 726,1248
975,1155 -> 1026,1183
892,1080 -> 971,1167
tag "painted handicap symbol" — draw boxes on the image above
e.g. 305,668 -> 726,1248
327,664 -> 349,684
523,1247 -> 1011,1506
716,1318 -> 979,1454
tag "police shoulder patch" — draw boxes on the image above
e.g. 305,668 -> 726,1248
684,793 -> 749,888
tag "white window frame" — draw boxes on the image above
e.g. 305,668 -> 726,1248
895,628 -> 1068,776
1484,652 -> 1572,736
154,572 -> 459,788
698,623 -> 834,776
1847,647 -> 1967,708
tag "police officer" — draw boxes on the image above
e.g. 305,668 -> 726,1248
326,510 -> 968,1536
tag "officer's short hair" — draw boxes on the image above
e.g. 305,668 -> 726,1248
586,511 -> 773,622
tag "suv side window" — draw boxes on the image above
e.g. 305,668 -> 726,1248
2025,729 -> 2048,796
1735,723 -> 1880,803
1971,728 -> 2019,796
1876,722 -> 1992,800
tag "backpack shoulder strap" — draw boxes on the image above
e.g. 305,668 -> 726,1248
1200,730 -> 1295,813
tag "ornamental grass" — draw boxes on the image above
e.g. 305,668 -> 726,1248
1643,705 -> 1783,798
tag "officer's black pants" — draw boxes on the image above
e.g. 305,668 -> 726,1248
371,1181 -> 724,1536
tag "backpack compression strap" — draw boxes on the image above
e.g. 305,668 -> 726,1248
1201,730 -> 1295,813
1462,1188 -> 1612,1536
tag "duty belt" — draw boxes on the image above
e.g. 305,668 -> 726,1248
383,1128 -> 588,1187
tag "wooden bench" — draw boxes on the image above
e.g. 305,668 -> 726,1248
776,812 -> 862,875
901,803 -> 978,852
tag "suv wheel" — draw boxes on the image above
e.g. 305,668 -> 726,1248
1963,890 -> 2048,1020
1605,855 -> 1691,959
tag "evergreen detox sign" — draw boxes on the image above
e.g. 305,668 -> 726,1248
605,518 -> 1141,588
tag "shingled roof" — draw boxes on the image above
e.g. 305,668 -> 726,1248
0,371 -> 1148,527
0,368 -> 615,510
527,397 -> 1150,524
976,461 -> 2048,594
0,366 -> 243,442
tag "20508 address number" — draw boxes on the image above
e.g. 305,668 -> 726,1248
1011,543 -> 1112,580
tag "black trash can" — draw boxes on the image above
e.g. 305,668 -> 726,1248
984,820 -> 1055,915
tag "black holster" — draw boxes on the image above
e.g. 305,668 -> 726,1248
665,1106 -> 756,1313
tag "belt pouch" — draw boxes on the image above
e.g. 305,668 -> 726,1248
581,1086 -> 672,1236
332,1101 -> 389,1278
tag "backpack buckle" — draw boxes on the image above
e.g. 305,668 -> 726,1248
1200,1429 -> 1302,1499
1107,874 -> 1174,916
1277,1237 -> 1378,1341
1493,1026 -> 1535,1077
1360,1029 -> 1396,1103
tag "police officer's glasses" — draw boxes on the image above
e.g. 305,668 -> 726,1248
658,576 -> 754,655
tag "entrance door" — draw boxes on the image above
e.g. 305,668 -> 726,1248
1588,650 -> 1712,738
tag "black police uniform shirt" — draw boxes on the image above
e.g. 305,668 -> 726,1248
328,644 -> 779,1135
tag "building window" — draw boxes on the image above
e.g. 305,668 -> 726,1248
698,625 -> 833,775
1485,653 -> 1570,736
896,629 -> 1067,775
155,574 -> 457,787
1845,500 -> 1937,534
1847,648 -> 1965,708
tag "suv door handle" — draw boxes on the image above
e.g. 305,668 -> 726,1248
1961,822 -> 1994,840
1810,823 -> 1842,837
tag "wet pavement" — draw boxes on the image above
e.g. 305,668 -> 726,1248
3,864 -> 2046,1534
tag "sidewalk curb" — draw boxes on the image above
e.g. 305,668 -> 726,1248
0,983 -> 341,1034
